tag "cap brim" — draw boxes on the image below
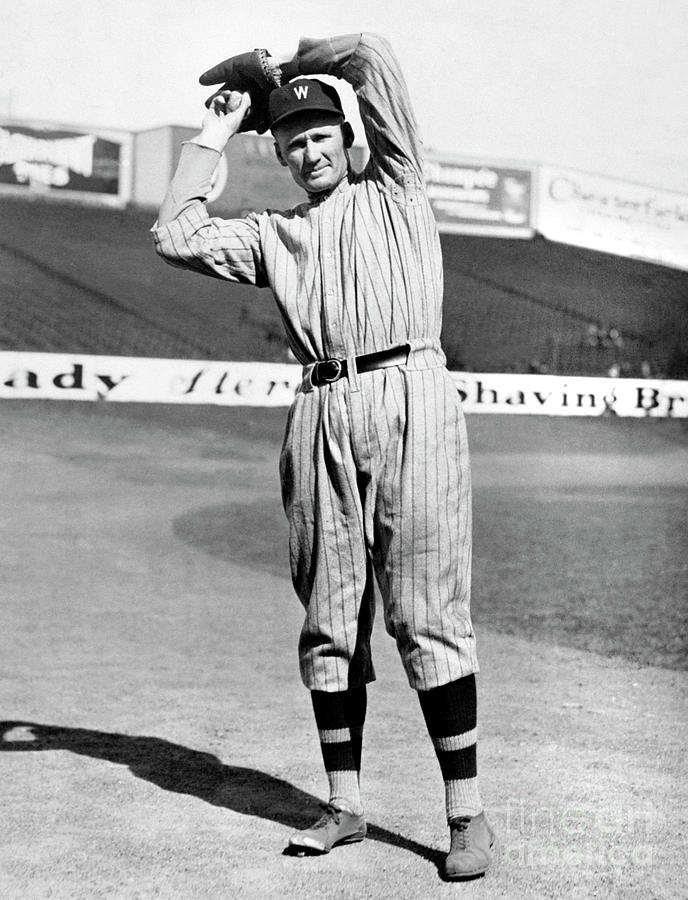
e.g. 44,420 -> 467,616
269,107 -> 344,131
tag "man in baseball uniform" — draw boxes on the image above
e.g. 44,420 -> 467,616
153,33 -> 494,879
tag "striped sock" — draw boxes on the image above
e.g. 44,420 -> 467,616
311,686 -> 367,816
418,674 -> 483,821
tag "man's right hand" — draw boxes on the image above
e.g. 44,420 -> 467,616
190,91 -> 252,153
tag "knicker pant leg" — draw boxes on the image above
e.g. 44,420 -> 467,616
372,367 -> 478,691
280,387 -> 376,692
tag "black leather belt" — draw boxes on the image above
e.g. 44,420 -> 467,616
310,344 -> 410,387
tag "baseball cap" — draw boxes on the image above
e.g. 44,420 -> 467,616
268,78 -> 344,131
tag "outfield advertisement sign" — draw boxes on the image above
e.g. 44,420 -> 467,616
0,353 -> 299,407
0,119 -> 132,206
537,167 -> 688,271
1,353 -> 686,418
423,158 -> 534,238
451,372 -> 686,418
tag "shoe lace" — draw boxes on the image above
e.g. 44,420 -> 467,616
312,802 -> 342,828
450,817 -> 471,850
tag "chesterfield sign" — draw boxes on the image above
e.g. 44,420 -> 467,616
537,166 -> 688,271
1,353 -> 686,418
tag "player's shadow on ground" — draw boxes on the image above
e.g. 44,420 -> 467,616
0,721 -> 444,871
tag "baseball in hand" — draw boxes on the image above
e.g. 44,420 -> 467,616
211,90 -> 251,118
196,89 -> 252,151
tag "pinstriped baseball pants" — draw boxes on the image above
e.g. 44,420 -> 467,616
279,363 -> 478,693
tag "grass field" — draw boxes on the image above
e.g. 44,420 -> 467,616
1,400 -> 686,899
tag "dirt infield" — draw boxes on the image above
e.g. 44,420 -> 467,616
1,401 -> 686,899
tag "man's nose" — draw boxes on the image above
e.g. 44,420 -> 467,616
303,141 -> 320,164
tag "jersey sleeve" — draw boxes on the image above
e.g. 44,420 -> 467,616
296,32 -> 424,187
151,142 -> 269,287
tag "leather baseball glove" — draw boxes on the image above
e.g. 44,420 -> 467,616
199,49 -> 281,133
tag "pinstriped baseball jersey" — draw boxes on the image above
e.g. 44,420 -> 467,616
152,33 -> 478,691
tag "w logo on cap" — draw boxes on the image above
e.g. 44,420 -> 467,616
269,78 -> 344,129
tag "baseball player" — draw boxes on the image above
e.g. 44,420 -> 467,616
152,33 -> 494,879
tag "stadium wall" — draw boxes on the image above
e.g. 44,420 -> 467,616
132,125 -> 368,215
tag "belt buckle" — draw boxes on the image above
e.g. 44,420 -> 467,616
316,358 -> 343,385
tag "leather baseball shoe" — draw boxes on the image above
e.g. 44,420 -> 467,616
444,811 -> 496,879
287,803 -> 366,854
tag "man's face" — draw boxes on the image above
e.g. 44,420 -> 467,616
273,114 -> 349,195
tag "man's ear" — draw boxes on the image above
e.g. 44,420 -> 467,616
342,122 -> 355,149
273,141 -> 288,167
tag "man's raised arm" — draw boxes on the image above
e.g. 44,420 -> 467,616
152,90 -> 267,287
157,91 -> 250,225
